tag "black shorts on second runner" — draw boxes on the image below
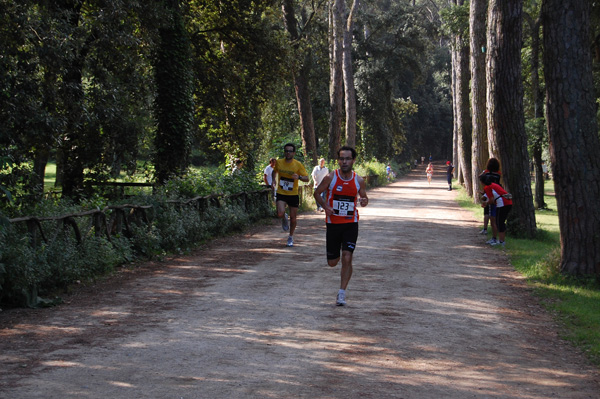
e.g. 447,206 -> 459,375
276,193 -> 300,208
326,222 -> 359,260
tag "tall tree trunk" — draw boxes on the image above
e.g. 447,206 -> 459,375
328,0 -> 344,159
486,0 -> 536,237
470,0 -> 489,201
542,0 -> 600,276
524,10 -> 546,209
532,138 -> 545,208
343,0 -> 359,148
295,67 -> 318,165
451,48 -> 459,172
455,5 -> 472,195
282,0 -> 318,165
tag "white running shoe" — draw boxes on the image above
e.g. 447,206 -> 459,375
486,238 -> 498,245
286,236 -> 294,247
336,291 -> 346,306
479,229 -> 487,234
282,213 -> 289,231
491,240 -> 505,247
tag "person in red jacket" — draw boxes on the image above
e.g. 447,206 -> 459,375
314,146 -> 368,306
480,173 -> 512,246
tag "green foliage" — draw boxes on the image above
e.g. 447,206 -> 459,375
355,2 -> 452,163
157,167 -> 263,198
189,0 -> 288,166
354,159 -> 404,187
0,170 -> 271,306
439,2 -> 470,40
0,160 -> 42,215
0,0 -> 155,198
525,117 -> 547,154
154,1 -> 195,184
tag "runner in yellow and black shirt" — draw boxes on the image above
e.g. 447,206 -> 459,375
272,143 -> 309,247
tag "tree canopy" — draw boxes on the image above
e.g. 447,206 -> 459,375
1,0 -> 599,276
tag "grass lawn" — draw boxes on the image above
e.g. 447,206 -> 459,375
43,162 -> 154,195
456,181 -> 600,367
43,162 -> 57,191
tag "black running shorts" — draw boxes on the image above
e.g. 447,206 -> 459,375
276,193 -> 300,208
326,222 -> 359,260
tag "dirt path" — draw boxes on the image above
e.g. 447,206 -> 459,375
1,166 -> 599,398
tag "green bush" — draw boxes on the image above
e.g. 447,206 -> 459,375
0,170 -> 272,307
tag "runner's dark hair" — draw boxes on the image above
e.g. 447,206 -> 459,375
284,143 -> 296,152
338,146 -> 357,159
486,157 -> 500,173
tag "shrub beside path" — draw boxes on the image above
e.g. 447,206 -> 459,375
1,166 -> 599,398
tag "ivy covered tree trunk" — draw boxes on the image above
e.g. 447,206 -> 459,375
282,0 -> 317,166
542,0 -> 600,276
154,0 -> 194,185
59,0 -> 86,199
328,0 -> 344,159
486,0 -> 536,237
470,0 -> 489,200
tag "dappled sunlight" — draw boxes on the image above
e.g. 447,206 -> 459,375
155,274 -> 197,282
107,381 -> 135,388
41,360 -> 84,368
147,312 -> 589,398
453,244 -> 483,250
0,324 -> 83,338
402,296 -> 502,322
90,310 -> 130,318
153,289 -> 186,295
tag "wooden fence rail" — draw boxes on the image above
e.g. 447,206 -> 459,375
9,188 -> 271,248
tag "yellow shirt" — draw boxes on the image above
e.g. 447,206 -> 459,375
274,159 -> 308,196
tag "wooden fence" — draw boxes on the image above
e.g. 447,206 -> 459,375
9,189 -> 271,248
10,173 -> 382,248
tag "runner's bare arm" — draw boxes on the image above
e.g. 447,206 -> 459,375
358,176 -> 368,207
314,172 -> 334,214
293,173 -> 309,183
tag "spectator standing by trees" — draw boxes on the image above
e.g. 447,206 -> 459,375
480,173 -> 513,247
446,161 -> 454,191
478,158 -> 502,242
263,158 -> 276,187
231,159 -> 243,175
263,158 -> 277,202
311,158 -> 329,212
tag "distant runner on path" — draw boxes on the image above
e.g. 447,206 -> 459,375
314,146 -> 368,306
426,162 -> 434,185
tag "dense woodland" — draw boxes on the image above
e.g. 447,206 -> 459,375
1,0 -> 599,277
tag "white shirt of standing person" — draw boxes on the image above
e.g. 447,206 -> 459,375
312,159 -> 329,188
264,164 -> 274,186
